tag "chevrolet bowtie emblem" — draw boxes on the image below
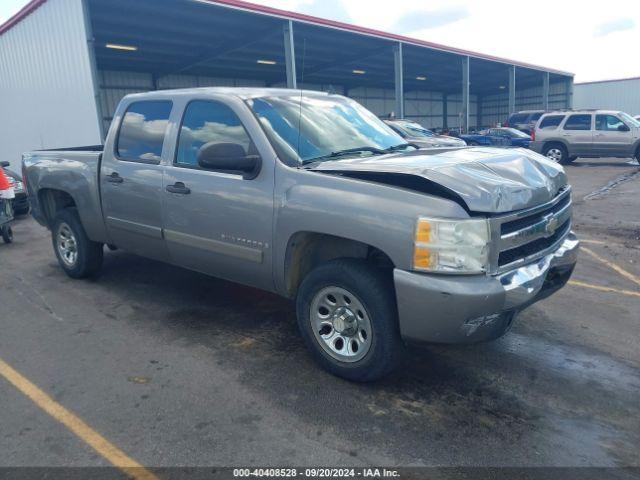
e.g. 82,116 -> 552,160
543,213 -> 559,237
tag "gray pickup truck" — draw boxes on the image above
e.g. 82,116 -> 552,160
23,88 -> 579,381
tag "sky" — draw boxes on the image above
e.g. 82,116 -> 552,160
1,0 -> 639,82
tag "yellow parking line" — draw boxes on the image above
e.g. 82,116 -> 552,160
568,280 -> 640,298
582,247 -> 640,288
0,357 -> 157,480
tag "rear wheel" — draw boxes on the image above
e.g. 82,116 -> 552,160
51,208 -> 103,278
543,143 -> 570,164
296,259 -> 404,382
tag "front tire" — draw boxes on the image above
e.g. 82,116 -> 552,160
51,208 -> 103,278
296,259 -> 404,382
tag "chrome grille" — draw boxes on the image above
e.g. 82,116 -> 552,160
490,187 -> 572,274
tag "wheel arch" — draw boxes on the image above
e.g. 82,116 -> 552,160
283,231 -> 394,298
37,188 -> 77,228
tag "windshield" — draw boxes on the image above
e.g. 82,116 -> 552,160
619,112 -> 640,128
393,121 -> 435,138
247,95 -> 406,164
502,128 -> 531,138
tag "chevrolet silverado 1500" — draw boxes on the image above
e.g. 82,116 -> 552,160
23,88 -> 579,381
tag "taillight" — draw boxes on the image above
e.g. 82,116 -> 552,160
531,128 -> 536,141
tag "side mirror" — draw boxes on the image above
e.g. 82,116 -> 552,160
197,142 -> 261,179
0,161 -> 9,168
618,124 -> 630,132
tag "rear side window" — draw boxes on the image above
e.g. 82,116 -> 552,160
530,112 -> 543,121
508,113 -> 528,124
539,115 -> 564,129
116,101 -> 173,163
563,114 -> 592,131
175,100 -> 252,168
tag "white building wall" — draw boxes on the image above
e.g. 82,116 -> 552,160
0,0 -> 101,170
574,78 -> 640,115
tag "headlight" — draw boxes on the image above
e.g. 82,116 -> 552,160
413,217 -> 490,274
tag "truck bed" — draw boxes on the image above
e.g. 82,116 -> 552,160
22,148 -> 108,243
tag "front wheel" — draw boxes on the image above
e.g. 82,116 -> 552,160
296,259 -> 404,382
51,208 -> 103,278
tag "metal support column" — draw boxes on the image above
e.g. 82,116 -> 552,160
566,77 -> 574,109
508,65 -> 516,115
442,94 -> 448,129
393,42 -> 404,119
283,20 -> 297,89
542,72 -> 550,111
461,56 -> 469,133
81,0 -> 106,140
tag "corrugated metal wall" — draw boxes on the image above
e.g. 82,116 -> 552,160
99,70 -> 476,131
574,79 -> 640,115
0,0 -> 101,170
480,81 -> 568,127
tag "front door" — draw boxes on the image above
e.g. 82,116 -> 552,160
101,100 -> 173,261
162,99 -> 274,291
560,113 -> 593,156
594,114 -> 635,157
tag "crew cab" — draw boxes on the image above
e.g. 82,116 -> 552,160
23,88 -> 579,381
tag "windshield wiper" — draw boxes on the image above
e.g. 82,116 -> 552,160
302,146 -> 386,164
384,143 -> 415,152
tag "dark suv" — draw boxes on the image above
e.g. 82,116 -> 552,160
505,110 -> 545,134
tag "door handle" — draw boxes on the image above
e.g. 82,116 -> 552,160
106,172 -> 123,183
166,182 -> 191,195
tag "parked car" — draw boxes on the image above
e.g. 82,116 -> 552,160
0,161 -> 29,215
459,129 -> 512,147
486,127 -> 532,148
22,88 -> 578,381
505,110 -> 545,134
383,119 -> 467,148
530,110 -> 640,164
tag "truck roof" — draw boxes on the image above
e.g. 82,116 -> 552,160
123,87 -> 333,102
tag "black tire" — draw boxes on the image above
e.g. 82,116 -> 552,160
1,226 -> 13,244
51,208 -> 103,278
543,143 -> 570,164
467,141 -> 479,146
296,258 -> 404,382
14,206 -> 29,216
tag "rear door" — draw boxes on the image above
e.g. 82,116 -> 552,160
101,100 -> 172,261
594,114 -> 634,157
560,114 -> 593,156
162,98 -> 275,291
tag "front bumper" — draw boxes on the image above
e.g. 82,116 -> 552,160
394,232 -> 579,343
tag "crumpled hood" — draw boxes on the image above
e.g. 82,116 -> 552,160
308,147 -> 567,213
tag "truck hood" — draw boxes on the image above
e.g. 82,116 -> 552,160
308,147 -> 567,213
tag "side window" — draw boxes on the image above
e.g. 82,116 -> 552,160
530,112 -> 543,122
563,114 -> 592,131
176,100 -> 252,168
539,115 -> 564,129
595,115 -> 625,131
117,101 -> 172,162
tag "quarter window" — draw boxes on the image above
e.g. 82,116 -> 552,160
176,100 -> 252,168
116,101 -> 172,162
595,115 -> 625,131
539,115 -> 564,129
563,114 -> 592,131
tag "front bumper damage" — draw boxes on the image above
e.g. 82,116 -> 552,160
394,232 -> 579,343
